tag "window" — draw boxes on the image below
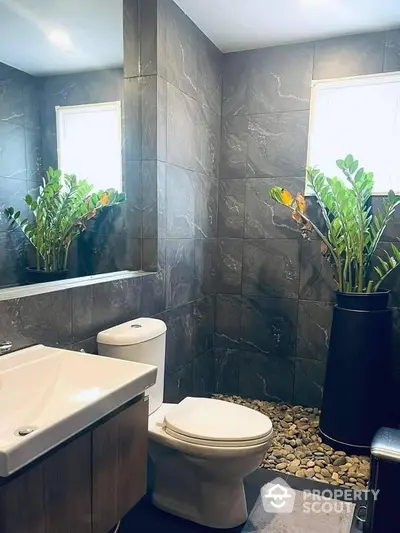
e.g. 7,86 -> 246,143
56,101 -> 122,191
307,72 -> 400,195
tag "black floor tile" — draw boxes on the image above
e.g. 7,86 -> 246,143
120,467 -> 365,533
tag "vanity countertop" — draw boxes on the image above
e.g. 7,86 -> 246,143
0,344 -> 157,477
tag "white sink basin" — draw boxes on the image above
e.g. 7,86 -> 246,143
0,344 -> 157,477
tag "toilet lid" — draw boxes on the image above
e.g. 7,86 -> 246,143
163,397 -> 273,447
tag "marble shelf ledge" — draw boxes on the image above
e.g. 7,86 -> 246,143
0,270 -> 155,302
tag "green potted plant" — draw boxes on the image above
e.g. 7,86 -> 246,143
6,167 -> 126,284
270,154 -> 400,453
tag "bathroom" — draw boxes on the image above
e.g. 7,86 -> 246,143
0,0 -> 400,531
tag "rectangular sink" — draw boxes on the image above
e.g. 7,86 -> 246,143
0,344 -> 157,477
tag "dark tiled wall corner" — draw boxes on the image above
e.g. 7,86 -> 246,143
217,31 -> 400,408
0,0 -> 220,408
0,62 -> 42,286
156,0 -> 221,400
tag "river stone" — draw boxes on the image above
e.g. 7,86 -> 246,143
212,394 -> 371,489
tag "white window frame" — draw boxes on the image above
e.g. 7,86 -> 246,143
307,71 -> 400,196
55,101 -> 123,191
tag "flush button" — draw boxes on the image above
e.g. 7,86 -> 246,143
131,324 -> 142,328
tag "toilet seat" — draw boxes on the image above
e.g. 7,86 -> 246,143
162,397 -> 273,448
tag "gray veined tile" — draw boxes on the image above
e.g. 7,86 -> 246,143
246,42 -> 313,115
216,238 -> 243,294
242,239 -> 301,299
222,50 -> 252,117
313,33 -> 385,80
214,348 -> 240,395
166,83 -> 198,171
0,290 -> 73,350
196,104 -> 221,178
246,111 -> 309,178
139,0 -> 158,76
141,160 -> 157,239
220,115 -> 248,179
123,0 -> 139,78
239,351 -> 295,403
194,238 -> 217,299
163,302 -> 195,374
193,350 -> 215,397
240,296 -> 298,357
166,164 -> 196,238
294,358 -> 327,408
193,173 -> 218,238
299,239 -> 336,302
197,35 -> 222,115
244,177 -> 305,239
193,296 -> 215,356
166,238 -> 195,309
0,122 -> 27,180
0,63 -> 38,128
215,294 -> 242,348
123,77 -> 141,161
164,362 -> 194,403
297,301 -> 333,362
141,75 -> 158,160
0,177 -> 28,232
165,0 -> 199,100
0,229 -> 28,288
218,179 -> 246,238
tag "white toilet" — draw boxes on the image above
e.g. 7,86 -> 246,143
97,318 -> 273,529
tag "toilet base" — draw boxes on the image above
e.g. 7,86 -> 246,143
152,478 -> 248,529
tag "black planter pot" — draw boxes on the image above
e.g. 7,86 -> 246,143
319,290 -> 392,455
25,267 -> 69,285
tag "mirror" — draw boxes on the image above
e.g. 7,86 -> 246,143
0,0 -> 136,289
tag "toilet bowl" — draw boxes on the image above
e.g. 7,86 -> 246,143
149,398 -> 273,529
97,319 -> 273,529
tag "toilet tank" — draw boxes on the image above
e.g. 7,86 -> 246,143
97,318 -> 166,415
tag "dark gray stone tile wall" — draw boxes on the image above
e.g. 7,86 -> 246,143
217,31 -> 400,408
0,0 -> 220,406
155,0 -> 221,399
0,62 -> 42,286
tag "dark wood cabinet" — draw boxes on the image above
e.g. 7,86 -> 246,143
0,395 -> 148,533
92,397 -> 148,533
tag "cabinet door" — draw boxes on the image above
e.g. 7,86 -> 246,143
92,396 -> 149,533
43,433 -> 92,533
0,463 -> 45,533
0,432 -> 91,533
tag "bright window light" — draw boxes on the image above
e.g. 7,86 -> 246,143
307,72 -> 400,195
56,101 -> 122,191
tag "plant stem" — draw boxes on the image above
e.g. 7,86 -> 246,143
285,206 -> 343,291
63,242 -> 71,270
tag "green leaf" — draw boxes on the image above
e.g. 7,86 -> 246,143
336,159 -> 345,170
344,154 -> 354,168
377,256 -> 390,273
350,160 -> 359,174
25,194 -> 33,206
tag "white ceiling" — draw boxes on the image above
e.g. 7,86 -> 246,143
174,0 -> 400,52
1,0 -> 400,76
0,0 -> 123,76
